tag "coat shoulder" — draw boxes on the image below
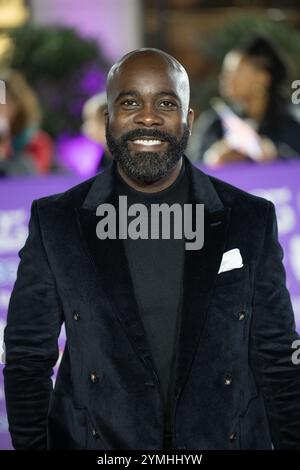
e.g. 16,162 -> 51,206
208,173 -> 273,213
34,174 -> 98,212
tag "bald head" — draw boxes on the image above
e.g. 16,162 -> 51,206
107,48 -> 188,82
106,48 -> 191,114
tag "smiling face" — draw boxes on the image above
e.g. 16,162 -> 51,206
105,50 -> 194,184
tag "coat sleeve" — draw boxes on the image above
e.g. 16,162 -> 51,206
3,199 -> 63,449
250,200 -> 300,449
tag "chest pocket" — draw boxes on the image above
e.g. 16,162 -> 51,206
211,265 -> 250,318
214,264 -> 248,287
204,265 -> 251,360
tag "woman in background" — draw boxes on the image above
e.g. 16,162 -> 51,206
0,70 -> 53,176
191,36 -> 300,166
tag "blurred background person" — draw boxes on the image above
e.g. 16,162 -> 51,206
0,70 -> 54,176
81,91 -> 112,171
190,36 -> 300,166
55,92 -> 112,178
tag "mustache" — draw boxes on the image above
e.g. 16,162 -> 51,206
119,128 -> 177,144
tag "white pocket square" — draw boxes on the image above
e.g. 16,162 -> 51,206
218,248 -> 244,274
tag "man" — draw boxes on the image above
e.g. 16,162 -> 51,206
3,48 -> 300,450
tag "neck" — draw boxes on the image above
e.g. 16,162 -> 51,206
116,158 -> 183,193
243,95 -> 269,122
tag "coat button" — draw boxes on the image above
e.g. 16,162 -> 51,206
144,381 -> 155,388
73,312 -> 80,321
92,428 -> 99,439
238,311 -> 245,321
90,372 -> 99,383
229,432 -> 237,442
224,374 -> 233,386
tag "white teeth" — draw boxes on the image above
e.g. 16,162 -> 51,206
132,139 -> 162,146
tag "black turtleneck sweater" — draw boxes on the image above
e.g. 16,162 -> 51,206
116,160 -> 190,448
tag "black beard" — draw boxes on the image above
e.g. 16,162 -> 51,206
105,125 -> 190,184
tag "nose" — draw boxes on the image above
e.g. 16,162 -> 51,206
133,103 -> 163,127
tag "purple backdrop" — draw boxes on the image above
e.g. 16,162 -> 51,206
0,160 -> 299,449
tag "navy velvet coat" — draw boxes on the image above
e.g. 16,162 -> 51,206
3,157 -> 300,450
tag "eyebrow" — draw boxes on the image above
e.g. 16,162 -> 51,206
115,91 -> 139,102
115,90 -> 181,102
157,91 -> 181,101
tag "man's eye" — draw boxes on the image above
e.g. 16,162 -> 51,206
160,101 -> 176,108
122,100 -> 138,106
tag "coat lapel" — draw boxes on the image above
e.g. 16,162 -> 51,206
173,160 -> 231,404
76,162 -> 158,378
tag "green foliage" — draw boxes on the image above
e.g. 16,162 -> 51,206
1,25 -> 110,137
207,15 -> 300,74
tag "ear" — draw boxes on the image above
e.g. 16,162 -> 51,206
187,108 -> 194,135
103,107 -> 109,126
